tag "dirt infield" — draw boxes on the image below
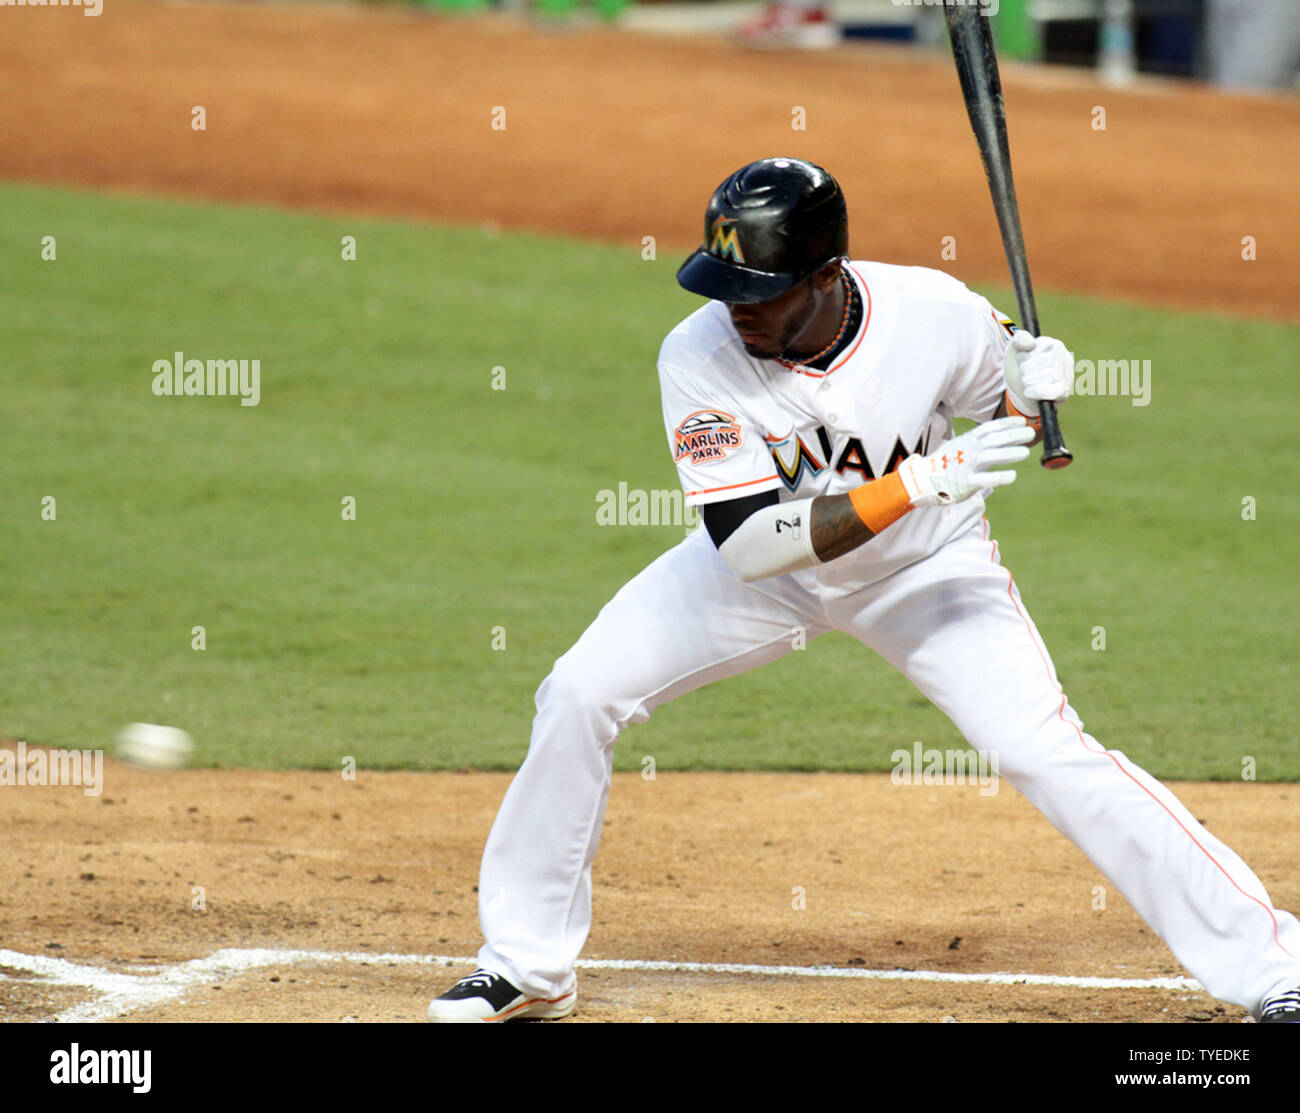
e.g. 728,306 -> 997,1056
3,758 -> 1296,1022
1,3 -> 1297,1023
0,0 -> 1296,319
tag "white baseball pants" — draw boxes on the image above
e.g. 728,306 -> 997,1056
474,520 -> 1300,1015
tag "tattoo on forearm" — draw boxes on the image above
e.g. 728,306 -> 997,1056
810,493 -> 875,562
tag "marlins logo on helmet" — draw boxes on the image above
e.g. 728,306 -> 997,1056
708,216 -> 745,263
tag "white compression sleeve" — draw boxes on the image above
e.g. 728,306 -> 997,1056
716,497 -> 820,583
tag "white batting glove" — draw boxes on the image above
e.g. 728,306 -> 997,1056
897,416 -> 1035,507
1002,331 -> 1074,415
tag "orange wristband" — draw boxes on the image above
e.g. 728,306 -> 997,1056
1004,389 -> 1043,431
848,471 -> 913,535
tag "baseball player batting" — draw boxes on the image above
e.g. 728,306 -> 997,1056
428,159 -> 1300,1024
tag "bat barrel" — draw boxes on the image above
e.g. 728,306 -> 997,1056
944,1 -> 1074,470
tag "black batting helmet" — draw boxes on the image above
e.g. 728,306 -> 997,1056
676,157 -> 848,305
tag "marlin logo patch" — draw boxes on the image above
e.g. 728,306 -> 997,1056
708,216 -> 745,263
674,410 -> 743,466
766,429 -> 828,493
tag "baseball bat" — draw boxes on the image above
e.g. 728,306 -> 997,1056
943,2 -> 1073,469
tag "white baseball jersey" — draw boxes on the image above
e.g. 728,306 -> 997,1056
469,259 -> 1300,1018
659,261 -> 1016,592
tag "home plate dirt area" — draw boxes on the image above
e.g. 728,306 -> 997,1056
3,764 -> 1295,1022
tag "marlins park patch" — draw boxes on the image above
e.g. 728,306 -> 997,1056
674,410 -> 743,466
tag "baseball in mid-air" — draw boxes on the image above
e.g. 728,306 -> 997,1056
115,723 -> 194,771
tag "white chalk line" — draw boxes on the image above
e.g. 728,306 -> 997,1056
0,948 -> 1204,1023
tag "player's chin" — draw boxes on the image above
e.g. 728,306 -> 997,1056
739,337 -> 781,360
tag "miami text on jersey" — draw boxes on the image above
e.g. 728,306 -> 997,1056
767,426 -> 929,492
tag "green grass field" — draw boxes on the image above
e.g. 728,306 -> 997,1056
2,184 -> 1295,779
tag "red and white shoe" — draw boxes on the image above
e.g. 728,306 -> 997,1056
738,3 -> 841,50
427,968 -> 577,1023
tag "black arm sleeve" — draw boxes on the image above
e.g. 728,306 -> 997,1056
702,489 -> 781,549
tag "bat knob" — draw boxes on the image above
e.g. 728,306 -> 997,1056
1040,447 -> 1074,470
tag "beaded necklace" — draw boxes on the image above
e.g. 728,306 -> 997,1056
775,268 -> 855,371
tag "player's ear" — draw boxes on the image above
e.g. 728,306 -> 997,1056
812,260 -> 843,290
